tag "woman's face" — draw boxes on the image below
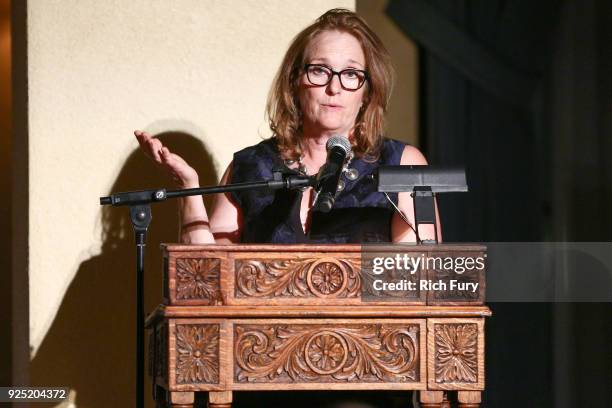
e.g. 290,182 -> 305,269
298,30 -> 367,138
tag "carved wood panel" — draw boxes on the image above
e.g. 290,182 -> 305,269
234,323 -> 421,384
234,258 -> 361,299
152,245 -> 489,396
174,324 -> 220,385
434,323 -> 478,383
427,318 -> 485,390
172,258 -> 222,305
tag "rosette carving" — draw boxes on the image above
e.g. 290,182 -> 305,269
434,323 -> 478,383
175,258 -> 221,303
235,258 -> 360,298
308,262 -> 346,296
176,324 -> 219,384
234,324 -> 419,383
305,332 -> 348,374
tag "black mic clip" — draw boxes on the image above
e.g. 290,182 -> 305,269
269,167 -> 315,191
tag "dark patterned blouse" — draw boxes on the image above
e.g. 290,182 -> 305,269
230,137 -> 405,243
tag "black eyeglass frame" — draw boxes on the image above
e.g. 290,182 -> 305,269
303,63 -> 369,91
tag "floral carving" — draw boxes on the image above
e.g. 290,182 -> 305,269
305,331 -> 348,374
434,324 -> 478,383
175,258 -> 221,303
235,258 -> 360,298
176,324 -> 219,384
308,262 -> 345,296
234,324 -> 419,383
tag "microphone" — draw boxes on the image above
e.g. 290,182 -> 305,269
312,135 -> 352,213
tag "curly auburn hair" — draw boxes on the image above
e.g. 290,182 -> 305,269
266,8 -> 394,161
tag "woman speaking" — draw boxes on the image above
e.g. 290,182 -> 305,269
135,8 -> 440,246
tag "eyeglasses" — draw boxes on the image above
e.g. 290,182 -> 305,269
304,64 -> 368,91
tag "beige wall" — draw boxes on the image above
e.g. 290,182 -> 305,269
357,0 -> 419,146
25,1 -> 352,406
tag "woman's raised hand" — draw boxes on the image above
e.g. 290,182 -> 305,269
134,130 -> 199,188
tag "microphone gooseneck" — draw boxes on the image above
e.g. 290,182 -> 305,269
312,135 -> 352,213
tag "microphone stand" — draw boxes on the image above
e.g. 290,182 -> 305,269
98,169 -> 314,408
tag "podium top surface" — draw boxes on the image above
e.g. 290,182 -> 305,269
161,243 -> 487,253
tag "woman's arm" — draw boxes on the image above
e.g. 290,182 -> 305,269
391,145 -> 443,243
180,162 -> 243,244
134,130 -> 242,244
208,162 -> 243,244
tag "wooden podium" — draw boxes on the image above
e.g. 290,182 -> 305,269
146,244 -> 491,408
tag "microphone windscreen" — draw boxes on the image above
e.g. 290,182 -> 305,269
326,135 -> 351,154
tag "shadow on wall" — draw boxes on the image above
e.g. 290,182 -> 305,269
30,132 -> 216,408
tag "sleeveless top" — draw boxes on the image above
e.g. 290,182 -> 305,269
230,137 -> 405,244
